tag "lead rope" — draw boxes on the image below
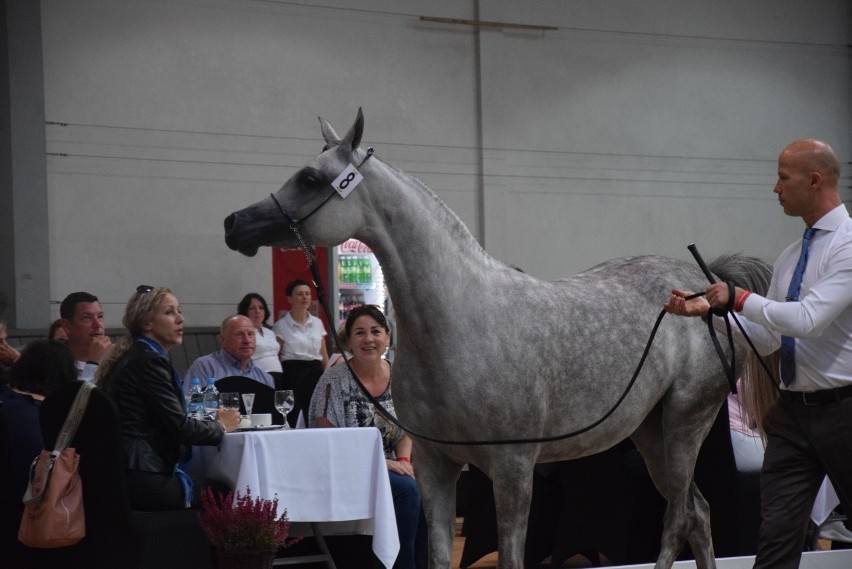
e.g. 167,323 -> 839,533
273,163 -> 664,444
308,248 -> 776,446
275,158 -> 772,444
305,256 -> 666,445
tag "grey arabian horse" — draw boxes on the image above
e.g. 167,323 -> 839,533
224,110 -> 771,569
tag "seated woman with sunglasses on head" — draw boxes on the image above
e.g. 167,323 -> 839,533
97,286 -> 241,510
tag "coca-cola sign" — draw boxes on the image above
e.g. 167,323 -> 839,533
339,239 -> 373,254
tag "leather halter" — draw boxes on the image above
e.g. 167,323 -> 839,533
269,147 -> 374,265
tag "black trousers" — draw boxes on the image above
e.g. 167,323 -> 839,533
754,393 -> 852,568
126,470 -> 186,511
278,359 -> 324,428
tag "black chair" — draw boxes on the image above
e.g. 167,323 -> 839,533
40,381 -> 214,569
213,376 -> 283,424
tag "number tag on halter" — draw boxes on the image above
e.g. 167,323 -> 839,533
332,164 -> 363,198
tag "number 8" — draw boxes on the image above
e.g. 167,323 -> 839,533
339,172 -> 357,190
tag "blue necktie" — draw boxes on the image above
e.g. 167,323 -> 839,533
779,227 -> 817,386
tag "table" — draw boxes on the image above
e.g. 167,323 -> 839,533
192,427 -> 399,568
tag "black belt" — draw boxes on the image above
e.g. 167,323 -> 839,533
780,384 -> 852,406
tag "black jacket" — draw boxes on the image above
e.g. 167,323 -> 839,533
103,340 -> 223,474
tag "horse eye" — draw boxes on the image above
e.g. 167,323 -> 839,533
298,168 -> 325,188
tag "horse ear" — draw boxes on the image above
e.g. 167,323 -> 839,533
340,108 -> 364,152
319,116 -> 341,147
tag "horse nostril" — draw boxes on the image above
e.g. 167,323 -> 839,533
224,213 -> 237,233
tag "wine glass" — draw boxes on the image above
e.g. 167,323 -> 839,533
274,390 -> 294,429
241,393 -> 255,419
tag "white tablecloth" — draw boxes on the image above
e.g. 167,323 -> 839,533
192,427 -> 399,568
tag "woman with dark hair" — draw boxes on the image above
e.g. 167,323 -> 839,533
273,279 -> 328,426
47,318 -> 68,343
96,286 -> 240,510
308,305 -> 425,569
0,340 -> 77,556
237,292 -> 283,376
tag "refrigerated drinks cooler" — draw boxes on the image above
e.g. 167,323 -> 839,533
335,239 -> 387,328
271,239 -> 388,334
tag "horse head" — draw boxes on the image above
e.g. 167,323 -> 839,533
224,108 -> 371,256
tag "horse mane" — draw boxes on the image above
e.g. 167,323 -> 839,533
380,158 -> 496,265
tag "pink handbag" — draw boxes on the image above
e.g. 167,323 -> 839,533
18,382 -> 92,548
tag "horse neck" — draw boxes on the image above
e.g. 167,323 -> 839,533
355,161 -> 496,323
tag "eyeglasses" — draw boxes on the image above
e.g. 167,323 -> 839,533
136,285 -> 154,294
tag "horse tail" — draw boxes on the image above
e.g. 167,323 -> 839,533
708,252 -> 778,435
708,251 -> 772,295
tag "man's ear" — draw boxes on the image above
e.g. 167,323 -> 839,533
810,171 -> 823,189
60,319 -> 72,334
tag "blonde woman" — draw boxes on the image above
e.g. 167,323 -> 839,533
97,286 -> 240,510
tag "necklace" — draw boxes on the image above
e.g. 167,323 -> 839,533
351,360 -> 391,396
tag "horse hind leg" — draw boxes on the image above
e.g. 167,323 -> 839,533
660,481 -> 714,569
631,402 -> 719,569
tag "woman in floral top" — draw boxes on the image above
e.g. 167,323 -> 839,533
309,304 -> 425,569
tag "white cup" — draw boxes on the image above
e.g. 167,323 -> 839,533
250,413 -> 272,427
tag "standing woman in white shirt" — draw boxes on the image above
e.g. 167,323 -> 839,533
273,279 -> 328,427
237,293 -> 283,380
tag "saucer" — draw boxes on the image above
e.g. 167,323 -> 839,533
232,425 -> 284,432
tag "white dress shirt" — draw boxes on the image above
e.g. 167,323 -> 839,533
252,327 -> 283,373
75,359 -> 97,382
273,312 -> 326,362
722,204 -> 852,391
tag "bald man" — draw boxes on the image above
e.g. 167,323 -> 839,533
665,139 -> 852,568
183,315 -> 274,392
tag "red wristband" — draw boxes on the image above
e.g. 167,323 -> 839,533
397,456 -> 411,463
734,291 -> 751,312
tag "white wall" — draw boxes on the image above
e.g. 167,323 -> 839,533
476,0 -> 850,277
39,0 -> 850,326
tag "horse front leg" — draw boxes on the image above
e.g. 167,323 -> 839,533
413,442 -> 462,569
485,452 -> 537,569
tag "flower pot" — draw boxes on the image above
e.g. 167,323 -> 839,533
214,548 -> 276,569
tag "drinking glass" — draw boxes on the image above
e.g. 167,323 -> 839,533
219,392 -> 239,412
241,393 -> 255,418
274,390 -> 294,429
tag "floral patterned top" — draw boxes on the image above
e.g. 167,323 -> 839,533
308,361 -> 403,459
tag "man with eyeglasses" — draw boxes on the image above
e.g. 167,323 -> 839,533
59,291 -> 113,381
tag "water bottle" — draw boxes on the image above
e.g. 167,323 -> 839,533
202,380 -> 218,420
186,377 -> 204,420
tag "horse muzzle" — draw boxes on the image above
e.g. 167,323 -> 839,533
224,209 -> 264,256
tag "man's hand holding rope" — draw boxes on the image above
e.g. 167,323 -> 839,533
665,283 -> 750,317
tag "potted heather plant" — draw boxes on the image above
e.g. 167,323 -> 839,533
199,485 -> 300,569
